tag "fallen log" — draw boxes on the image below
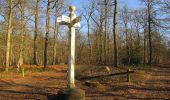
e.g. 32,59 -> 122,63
78,70 -> 134,80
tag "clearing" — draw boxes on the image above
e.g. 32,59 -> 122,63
0,64 -> 170,100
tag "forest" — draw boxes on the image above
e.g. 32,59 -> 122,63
0,0 -> 170,100
0,0 -> 169,68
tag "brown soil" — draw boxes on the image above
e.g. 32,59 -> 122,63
0,64 -> 170,100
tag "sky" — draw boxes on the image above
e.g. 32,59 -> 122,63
67,0 -> 144,10
63,0 -> 144,33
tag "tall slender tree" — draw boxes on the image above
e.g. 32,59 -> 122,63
17,0 -> 25,70
99,6 -> 104,64
33,0 -> 40,65
147,0 -> 152,66
122,4 -> 131,65
113,0 -> 118,67
53,0 -> 59,65
5,0 -> 13,72
44,0 -> 50,68
104,0 -> 108,65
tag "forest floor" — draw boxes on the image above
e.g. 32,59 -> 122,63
0,64 -> 170,100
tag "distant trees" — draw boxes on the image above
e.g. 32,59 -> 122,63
82,0 -> 119,66
82,0 -> 95,64
140,0 -> 170,65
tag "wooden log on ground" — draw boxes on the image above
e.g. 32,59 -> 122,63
78,70 -> 134,80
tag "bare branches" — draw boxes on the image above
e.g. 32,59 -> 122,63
12,0 -> 20,9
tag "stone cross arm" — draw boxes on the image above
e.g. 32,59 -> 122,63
57,15 -> 81,28
70,16 -> 82,27
57,15 -> 70,25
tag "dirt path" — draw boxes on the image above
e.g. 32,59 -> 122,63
0,65 -> 170,100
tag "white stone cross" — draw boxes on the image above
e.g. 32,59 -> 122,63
57,6 -> 81,88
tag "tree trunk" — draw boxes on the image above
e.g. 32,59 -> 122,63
95,28 -> 99,64
123,5 -> 130,65
5,0 -> 13,71
33,0 -> 39,65
10,29 -> 14,66
113,0 -> 118,67
87,20 -> 92,64
148,0 -> 152,66
99,22 -> 103,64
143,28 -> 147,65
17,0 -> 25,70
107,18 -> 111,65
44,0 -> 50,68
53,1 -> 59,65
104,0 -> 108,65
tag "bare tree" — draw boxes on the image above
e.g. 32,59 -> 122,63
5,0 -> 13,71
147,0 -> 152,65
113,0 -> 118,67
33,0 -> 40,65
53,0 -> 59,65
44,0 -> 50,68
139,0 -> 153,65
104,0 -> 108,65
17,0 -> 25,70
90,3 -> 104,64
122,4 -> 131,65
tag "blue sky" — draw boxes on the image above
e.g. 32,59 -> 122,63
67,0 -> 143,10
64,0 -> 144,33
